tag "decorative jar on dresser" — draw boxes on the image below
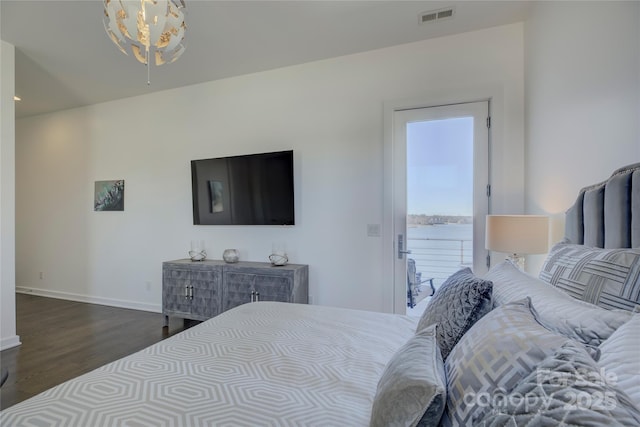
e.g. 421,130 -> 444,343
162,259 -> 309,326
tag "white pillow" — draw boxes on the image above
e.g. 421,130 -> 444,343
485,261 -> 632,348
598,314 -> 640,407
370,324 -> 447,427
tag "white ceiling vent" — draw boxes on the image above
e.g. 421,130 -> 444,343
419,7 -> 455,25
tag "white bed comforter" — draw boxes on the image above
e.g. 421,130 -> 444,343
0,302 -> 417,427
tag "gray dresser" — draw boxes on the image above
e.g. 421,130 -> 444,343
162,259 -> 309,325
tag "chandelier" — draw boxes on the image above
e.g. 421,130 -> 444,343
104,0 -> 187,84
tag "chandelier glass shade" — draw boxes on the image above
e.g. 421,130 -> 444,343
104,0 -> 186,68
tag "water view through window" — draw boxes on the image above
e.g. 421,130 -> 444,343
406,117 -> 474,313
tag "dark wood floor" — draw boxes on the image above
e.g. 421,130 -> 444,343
0,294 -> 195,410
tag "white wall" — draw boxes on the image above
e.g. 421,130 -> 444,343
1,40 -> 21,350
525,1 -> 640,271
15,23 -> 525,313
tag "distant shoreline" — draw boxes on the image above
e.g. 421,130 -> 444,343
408,214 -> 472,226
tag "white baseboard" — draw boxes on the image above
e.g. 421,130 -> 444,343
16,287 -> 161,313
0,335 -> 21,351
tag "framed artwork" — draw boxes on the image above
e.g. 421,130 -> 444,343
94,180 -> 125,211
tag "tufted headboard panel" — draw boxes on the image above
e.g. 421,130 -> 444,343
565,163 -> 640,248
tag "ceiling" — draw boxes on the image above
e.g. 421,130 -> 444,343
1,1 -> 530,119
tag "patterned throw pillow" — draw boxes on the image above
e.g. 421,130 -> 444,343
369,324 -> 447,427
475,340 -> 640,426
598,314 -> 640,408
441,298 -> 569,427
415,268 -> 493,360
485,260 -> 632,348
539,241 -> 640,311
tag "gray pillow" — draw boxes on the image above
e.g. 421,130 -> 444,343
475,340 -> 640,426
485,260 -> 632,348
441,298 -> 569,427
370,324 -> 446,427
415,268 -> 493,360
539,241 -> 640,311
598,314 -> 640,408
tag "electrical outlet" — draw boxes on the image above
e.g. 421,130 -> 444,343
39,272 -> 44,280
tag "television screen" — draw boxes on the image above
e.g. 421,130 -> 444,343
191,150 -> 295,225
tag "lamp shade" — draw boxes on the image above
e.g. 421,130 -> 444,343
485,215 -> 549,255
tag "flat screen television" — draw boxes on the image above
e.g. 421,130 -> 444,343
191,150 -> 295,225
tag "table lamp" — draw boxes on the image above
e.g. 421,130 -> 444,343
485,215 -> 549,270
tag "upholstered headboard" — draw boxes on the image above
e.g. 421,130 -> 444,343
541,163 -> 640,311
565,163 -> 640,248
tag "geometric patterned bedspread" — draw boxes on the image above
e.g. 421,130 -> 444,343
0,302 -> 417,427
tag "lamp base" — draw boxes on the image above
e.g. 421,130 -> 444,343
507,254 -> 525,271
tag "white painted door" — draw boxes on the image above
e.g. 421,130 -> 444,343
391,101 -> 490,314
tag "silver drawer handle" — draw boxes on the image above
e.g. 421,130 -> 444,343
250,291 -> 260,302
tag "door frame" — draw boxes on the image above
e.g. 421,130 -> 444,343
383,92 -> 504,314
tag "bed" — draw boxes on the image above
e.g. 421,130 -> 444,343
0,303 -> 417,426
2,164 -> 640,427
